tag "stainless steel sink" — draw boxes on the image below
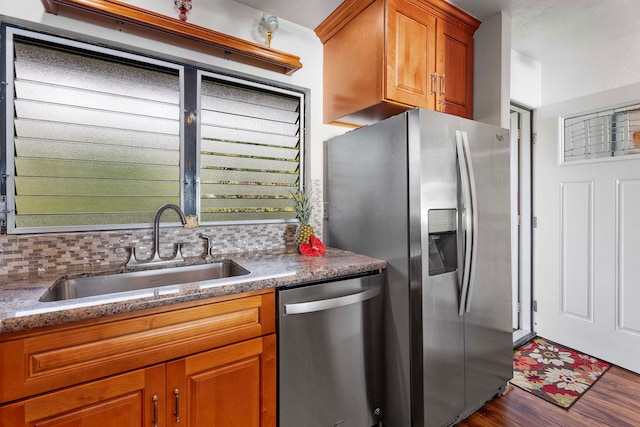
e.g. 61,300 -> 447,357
39,259 -> 250,302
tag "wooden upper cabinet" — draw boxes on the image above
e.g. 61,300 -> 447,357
316,0 -> 480,126
320,0 -> 391,126
387,0 -> 437,110
437,19 -> 474,118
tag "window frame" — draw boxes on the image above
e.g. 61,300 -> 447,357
1,22 -> 309,234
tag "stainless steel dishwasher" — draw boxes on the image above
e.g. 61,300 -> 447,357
278,272 -> 385,427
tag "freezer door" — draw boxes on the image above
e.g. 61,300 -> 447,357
459,119 -> 513,413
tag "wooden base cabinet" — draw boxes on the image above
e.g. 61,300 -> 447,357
166,335 -> 276,427
0,290 -> 275,427
0,365 -> 165,427
316,0 -> 479,126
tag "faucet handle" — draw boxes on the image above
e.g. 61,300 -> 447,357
199,233 -> 214,259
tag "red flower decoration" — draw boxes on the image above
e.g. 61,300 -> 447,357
299,235 -> 326,256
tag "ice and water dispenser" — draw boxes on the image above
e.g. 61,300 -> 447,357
428,209 -> 458,276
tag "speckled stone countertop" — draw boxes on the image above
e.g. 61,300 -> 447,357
0,248 -> 386,335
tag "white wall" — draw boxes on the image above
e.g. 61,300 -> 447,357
541,30 -> 640,106
510,22 -> 640,110
511,50 -> 541,108
473,12 -> 511,128
0,0 -> 347,183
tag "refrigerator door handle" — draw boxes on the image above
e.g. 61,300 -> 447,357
283,287 -> 380,315
456,130 -> 472,316
459,130 -> 479,314
456,130 -> 478,315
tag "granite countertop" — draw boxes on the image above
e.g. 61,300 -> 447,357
0,248 -> 386,335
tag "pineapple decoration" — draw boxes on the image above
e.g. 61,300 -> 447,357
290,189 -> 326,256
291,189 -> 314,245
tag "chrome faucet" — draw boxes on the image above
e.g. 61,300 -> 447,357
126,203 -> 188,266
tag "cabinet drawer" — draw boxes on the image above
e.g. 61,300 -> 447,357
0,290 -> 275,404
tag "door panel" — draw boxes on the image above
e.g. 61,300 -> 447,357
278,276 -> 384,427
190,357 -> 260,426
0,365 -> 164,427
166,336 -> 275,427
560,181 -> 594,320
437,21 -> 474,118
417,109 -> 465,426
31,395 -> 143,427
618,180 -> 640,334
535,100 -> 640,374
386,0 -> 437,108
460,119 -> 513,410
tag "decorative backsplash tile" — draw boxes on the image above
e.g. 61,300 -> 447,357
0,180 -> 324,279
310,179 -> 323,238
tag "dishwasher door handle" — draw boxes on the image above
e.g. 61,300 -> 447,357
283,287 -> 381,315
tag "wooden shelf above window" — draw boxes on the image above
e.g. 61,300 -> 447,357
41,0 -> 302,75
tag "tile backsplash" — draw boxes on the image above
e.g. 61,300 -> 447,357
0,181 -> 323,278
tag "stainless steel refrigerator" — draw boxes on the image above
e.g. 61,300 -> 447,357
326,108 -> 513,427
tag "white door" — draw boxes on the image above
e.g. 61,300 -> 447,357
509,110 -> 520,333
510,112 -> 519,330
511,106 -> 534,345
535,99 -> 640,373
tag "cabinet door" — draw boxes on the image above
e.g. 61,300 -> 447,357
386,0 -> 437,109
166,335 -> 276,427
436,19 -> 474,118
0,365 -> 165,427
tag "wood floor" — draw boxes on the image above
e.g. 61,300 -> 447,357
458,366 -> 640,426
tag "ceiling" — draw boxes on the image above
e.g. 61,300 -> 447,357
235,0 -> 640,61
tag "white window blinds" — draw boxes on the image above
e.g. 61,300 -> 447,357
9,37 -> 182,230
198,74 -> 303,222
564,104 -> 640,162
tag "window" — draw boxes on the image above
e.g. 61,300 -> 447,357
198,73 -> 302,222
5,28 -> 183,232
563,103 -> 640,163
2,26 -> 306,233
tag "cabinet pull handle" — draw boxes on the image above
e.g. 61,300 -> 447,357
152,395 -> 159,427
174,388 -> 181,422
439,74 -> 446,96
430,73 -> 437,95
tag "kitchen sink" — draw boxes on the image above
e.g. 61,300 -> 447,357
39,259 -> 250,302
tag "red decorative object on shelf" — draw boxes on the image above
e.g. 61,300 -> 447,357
174,0 -> 191,21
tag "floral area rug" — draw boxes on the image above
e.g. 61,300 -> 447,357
511,337 -> 611,409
